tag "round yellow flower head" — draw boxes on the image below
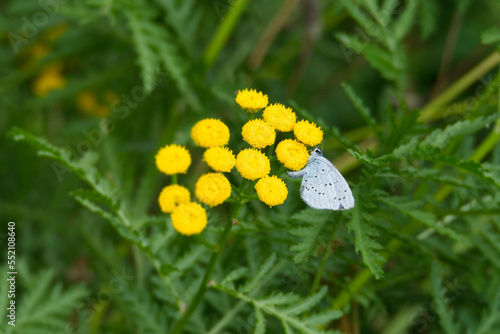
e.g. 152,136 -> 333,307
235,148 -> 271,180
241,119 -> 276,149
203,146 -> 236,172
191,118 -> 230,148
235,89 -> 269,113
262,103 -> 296,132
32,67 -> 67,97
155,144 -> 191,175
195,173 -> 232,207
158,184 -> 191,213
255,176 -> 288,207
276,139 -> 309,171
294,120 -> 323,146
171,202 -> 207,236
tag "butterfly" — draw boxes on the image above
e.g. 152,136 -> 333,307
287,148 -> 355,210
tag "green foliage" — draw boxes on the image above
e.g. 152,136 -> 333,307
3,0 -> 500,333
0,266 -> 86,334
215,255 -> 343,334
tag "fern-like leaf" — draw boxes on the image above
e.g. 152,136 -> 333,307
346,188 -> 385,279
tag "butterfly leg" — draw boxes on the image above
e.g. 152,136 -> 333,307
287,169 -> 306,178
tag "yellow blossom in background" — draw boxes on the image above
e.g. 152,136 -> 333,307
195,173 -> 232,207
294,120 -> 323,146
235,89 -> 268,112
76,91 -> 110,117
262,103 -> 296,132
235,148 -> 270,180
241,119 -> 276,149
32,63 -> 66,97
191,118 -> 230,148
45,24 -> 69,41
171,202 -> 207,236
203,147 -> 235,172
155,144 -> 191,175
158,185 -> 191,213
255,176 -> 288,207
276,139 -> 309,171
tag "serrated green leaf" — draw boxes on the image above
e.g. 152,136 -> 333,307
392,0 -> 418,41
346,189 -> 385,279
431,264 -> 461,334
222,267 -> 249,287
254,308 -> 266,334
379,196 -> 470,245
240,253 -> 277,294
290,209 -> 331,263
342,82 -> 383,140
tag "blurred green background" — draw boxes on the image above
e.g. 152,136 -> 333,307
1,0 -> 500,333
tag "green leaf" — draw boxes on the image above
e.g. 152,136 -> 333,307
418,0 -> 439,39
392,0 -> 418,41
240,253 -> 277,294
342,82 -> 383,140
482,26 -> 500,45
15,269 -> 87,332
289,209 -> 332,264
379,196 -> 470,245
213,284 -> 342,334
254,308 -> 266,334
430,264 -> 461,334
346,188 -> 385,279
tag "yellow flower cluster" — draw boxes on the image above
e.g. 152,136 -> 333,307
155,144 -> 207,236
171,202 -> 207,236
158,184 -> 190,213
241,119 -> 275,149
156,144 -> 191,175
203,147 -> 235,172
27,26 -> 69,97
294,120 -> 323,147
154,88 -> 329,234
236,149 -> 270,181
276,139 -> 309,171
235,89 -> 268,112
195,173 -> 232,207
263,103 -> 296,132
191,119 -> 230,148
32,63 -> 66,97
77,90 -> 118,118
254,176 -> 288,207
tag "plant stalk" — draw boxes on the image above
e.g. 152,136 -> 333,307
170,201 -> 243,334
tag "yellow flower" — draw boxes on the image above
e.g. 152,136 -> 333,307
276,139 -> 309,171
171,202 -> 207,236
32,64 -> 66,97
158,185 -> 191,213
241,119 -> 276,149
195,173 -> 232,207
235,148 -> 271,180
255,176 -> 288,207
203,147 -> 235,172
191,119 -> 230,148
155,144 -> 191,175
76,91 -> 111,117
294,120 -> 323,146
262,104 -> 296,132
235,89 -> 268,112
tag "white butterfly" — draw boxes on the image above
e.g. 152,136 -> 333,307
287,148 -> 355,210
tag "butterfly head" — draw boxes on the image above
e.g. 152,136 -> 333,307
311,147 -> 323,157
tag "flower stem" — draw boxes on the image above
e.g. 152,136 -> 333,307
203,0 -> 250,67
170,201 -> 244,334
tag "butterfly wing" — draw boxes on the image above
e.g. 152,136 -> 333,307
300,156 -> 354,210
